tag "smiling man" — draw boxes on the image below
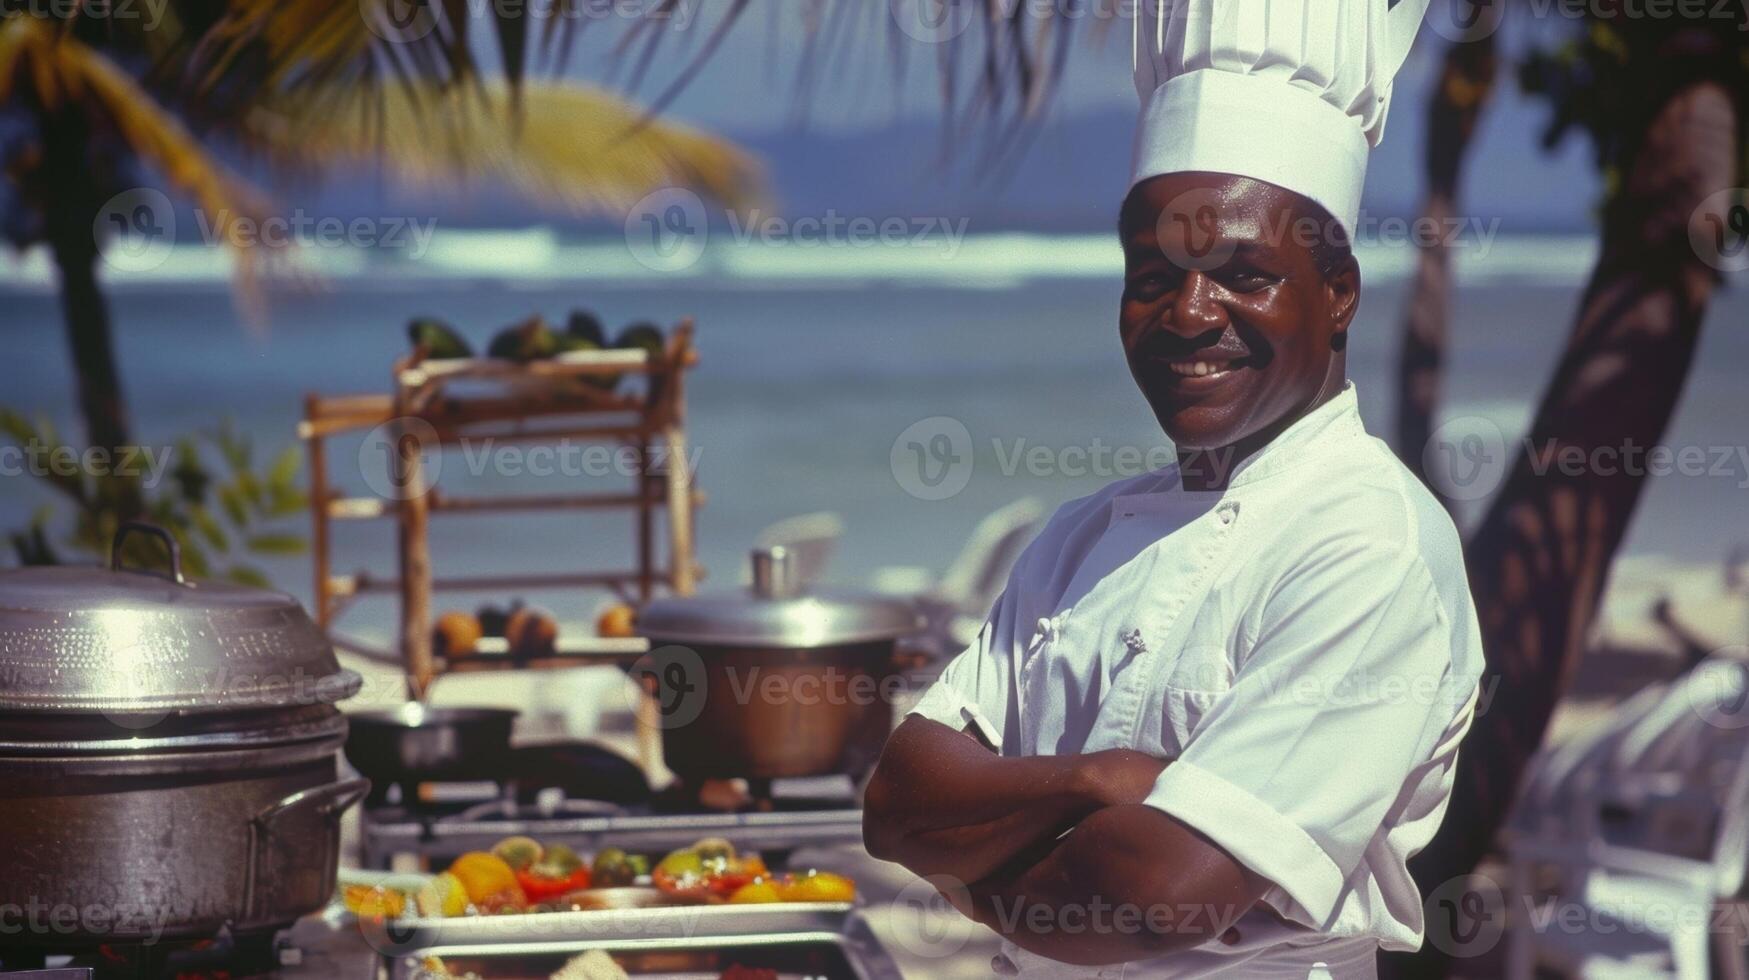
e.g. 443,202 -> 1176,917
863,2 -> 1484,977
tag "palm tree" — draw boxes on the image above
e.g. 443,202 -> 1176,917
1,6 -> 759,517
1382,12 -> 1746,976
1393,27 -> 1499,502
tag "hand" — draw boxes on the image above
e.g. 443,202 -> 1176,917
1075,749 -> 1170,808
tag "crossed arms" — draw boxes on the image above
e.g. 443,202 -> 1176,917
862,717 -> 1269,966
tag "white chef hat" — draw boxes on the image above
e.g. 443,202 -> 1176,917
1131,0 -> 1430,240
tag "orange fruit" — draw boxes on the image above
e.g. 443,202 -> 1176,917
505,607 -> 559,656
596,603 -> 637,638
432,611 -> 483,658
778,871 -> 855,903
343,884 -> 406,919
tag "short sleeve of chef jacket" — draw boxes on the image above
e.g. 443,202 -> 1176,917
906,585 -> 1017,752
1142,533 -> 1471,927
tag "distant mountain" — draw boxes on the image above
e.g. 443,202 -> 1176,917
126,95 -> 1600,241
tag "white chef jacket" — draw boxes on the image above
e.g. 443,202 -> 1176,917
908,384 -> 1484,979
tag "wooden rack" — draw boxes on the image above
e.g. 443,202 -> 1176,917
300,320 -> 702,698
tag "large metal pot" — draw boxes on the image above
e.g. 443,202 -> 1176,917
635,547 -> 924,781
0,523 -> 366,949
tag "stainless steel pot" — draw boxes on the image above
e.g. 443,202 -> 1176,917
635,547 -> 924,781
0,523 -> 366,949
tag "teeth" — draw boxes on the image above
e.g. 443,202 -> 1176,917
1168,360 -> 1231,378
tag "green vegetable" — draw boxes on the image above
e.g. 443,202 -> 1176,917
656,848 -> 703,878
541,843 -> 584,876
490,836 -> 541,872
592,847 -> 651,887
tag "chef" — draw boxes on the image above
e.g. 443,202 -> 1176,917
862,1 -> 1484,977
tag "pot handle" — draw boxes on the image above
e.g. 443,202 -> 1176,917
254,776 -> 371,826
243,777 -> 370,922
111,521 -> 186,584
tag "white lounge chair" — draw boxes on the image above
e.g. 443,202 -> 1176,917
869,498 -> 1045,663
1505,656 -> 1749,979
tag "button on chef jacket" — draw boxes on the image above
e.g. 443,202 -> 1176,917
909,385 -> 1485,979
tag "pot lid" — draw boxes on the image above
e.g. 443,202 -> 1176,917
638,547 -> 923,648
0,523 -> 360,714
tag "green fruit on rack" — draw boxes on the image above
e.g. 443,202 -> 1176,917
487,315 -> 560,363
476,600 -> 520,639
566,310 -> 608,347
407,317 -> 472,360
615,323 -> 666,401
614,323 -> 664,360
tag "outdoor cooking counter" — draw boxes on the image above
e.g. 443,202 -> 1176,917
270,903 -> 910,980
272,910 -> 385,979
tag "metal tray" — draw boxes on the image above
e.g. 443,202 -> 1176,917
387,918 -> 902,980
362,901 -> 856,952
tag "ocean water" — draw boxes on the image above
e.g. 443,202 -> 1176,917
2,231 -> 1745,639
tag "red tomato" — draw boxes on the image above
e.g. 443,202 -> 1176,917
515,865 -> 591,901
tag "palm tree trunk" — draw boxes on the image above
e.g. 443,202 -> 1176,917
40,114 -> 141,516
1395,34 -> 1496,501
48,226 -> 130,457
1384,72 -> 1739,979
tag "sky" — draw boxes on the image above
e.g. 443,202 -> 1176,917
432,1 -> 1604,232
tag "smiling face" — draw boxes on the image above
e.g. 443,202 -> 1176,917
1120,172 -> 1360,452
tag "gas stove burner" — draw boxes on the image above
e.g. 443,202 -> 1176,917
0,929 -> 285,980
457,791 -> 625,821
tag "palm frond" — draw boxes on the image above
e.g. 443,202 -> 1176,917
185,1 -> 1083,166
0,15 -> 274,300
243,80 -> 764,215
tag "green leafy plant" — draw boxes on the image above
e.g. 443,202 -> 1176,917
2,409 -> 306,587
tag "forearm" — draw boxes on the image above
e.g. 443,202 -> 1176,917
961,805 -> 1265,966
862,717 -> 1101,883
